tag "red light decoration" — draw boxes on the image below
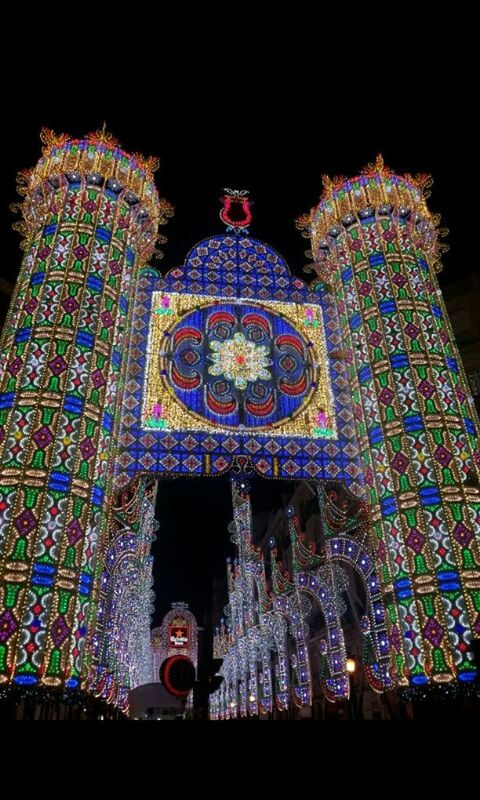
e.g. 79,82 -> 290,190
219,189 -> 252,229
160,655 -> 196,698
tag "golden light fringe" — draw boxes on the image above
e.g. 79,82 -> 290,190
143,292 -> 336,439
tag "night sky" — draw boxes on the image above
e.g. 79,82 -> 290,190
0,85 -> 470,631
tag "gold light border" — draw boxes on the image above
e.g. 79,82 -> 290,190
143,292 -> 336,439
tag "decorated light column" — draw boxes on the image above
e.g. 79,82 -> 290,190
0,129 -> 171,692
92,477 -> 158,710
305,156 -> 480,688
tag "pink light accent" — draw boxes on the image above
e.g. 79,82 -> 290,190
305,307 -> 315,321
153,403 -> 163,419
316,410 -> 327,427
161,296 -> 171,308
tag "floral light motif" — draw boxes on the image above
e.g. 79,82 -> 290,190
316,410 -> 327,428
303,307 -> 319,327
145,402 -> 167,429
155,295 -> 174,316
313,409 -> 334,438
208,332 -> 271,390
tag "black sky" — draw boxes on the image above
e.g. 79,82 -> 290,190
0,79 -> 472,631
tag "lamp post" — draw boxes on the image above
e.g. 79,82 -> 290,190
346,658 -> 356,720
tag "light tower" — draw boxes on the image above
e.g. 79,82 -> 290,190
304,156 -> 480,688
0,129 -> 171,698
